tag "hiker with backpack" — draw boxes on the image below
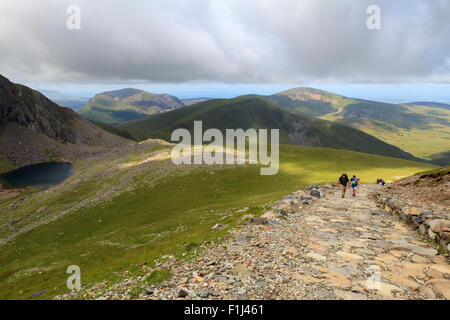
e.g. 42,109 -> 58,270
338,173 -> 350,198
350,175 -> 360,197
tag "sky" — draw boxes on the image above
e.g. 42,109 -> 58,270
1,0 -> 450,102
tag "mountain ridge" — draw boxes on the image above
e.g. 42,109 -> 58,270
120,96 -> 421,162
257,87 -> 450,163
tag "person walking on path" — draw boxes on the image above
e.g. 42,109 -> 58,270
351,175 -> 360,197
338,173 -> 350,198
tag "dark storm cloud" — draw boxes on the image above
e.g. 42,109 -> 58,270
0,0 -> 449,84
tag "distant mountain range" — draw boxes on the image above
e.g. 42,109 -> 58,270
0,75 -> 129,167
2,77 -> 449,166
78,88 -> 185,124
110,87 -> 448,165
257,88 -> 450,164
407,101 -> 450,111
263,88 -> 448,129
39,89 -> 90,110
181,98 -> 211,106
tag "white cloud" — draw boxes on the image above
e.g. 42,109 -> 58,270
0,0 -> 449,84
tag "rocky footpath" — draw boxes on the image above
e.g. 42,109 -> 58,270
58,184 -> 450,300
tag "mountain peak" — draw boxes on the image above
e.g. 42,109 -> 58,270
276,87 -> 345,99
79,88 -> 185,124
101,88 -> 147,99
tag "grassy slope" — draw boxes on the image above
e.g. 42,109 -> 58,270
0,144 -> 435,299
120,97 -> 419,161
0,158 -> 16,174
91,121 -> 138,141
121,97 -> 295,144
326,104 -> 450,160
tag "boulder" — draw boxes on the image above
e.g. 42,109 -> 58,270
440,239 -> 449,253
426,219 -> 448,233
310,189 -> 324,198
408,207 -> 422,216
177,288 -> 189,298
212,224 -> 225,231
197,289 -> 210,298
385,196 -> 397,203
417,211 -> 433,223
308,184 -> 319,190
246,217 -> 268,225
229,264 -> 252,276
418,224 -> 428,236
387,200 -> 402,213
428,228 -> 437,240
440,231 -> 450,241
260,211 -> 284,220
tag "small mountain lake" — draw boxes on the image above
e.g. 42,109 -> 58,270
0,162 -> 75,188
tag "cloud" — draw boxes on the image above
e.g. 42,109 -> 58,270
0,0 -> 449,84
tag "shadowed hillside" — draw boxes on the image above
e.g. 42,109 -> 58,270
120,96 -> 420,161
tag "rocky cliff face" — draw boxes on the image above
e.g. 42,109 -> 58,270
0,74 -> 131,166
0,75 -> 77,142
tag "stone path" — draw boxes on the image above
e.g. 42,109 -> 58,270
64,184 -> 450,300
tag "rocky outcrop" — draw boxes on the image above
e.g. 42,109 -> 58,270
373,167 -> 450,254
0,75 -> 76,142
374,196 -> 450,255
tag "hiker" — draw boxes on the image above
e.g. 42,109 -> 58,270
351,175 -> 360,197
338,173 -> 350,198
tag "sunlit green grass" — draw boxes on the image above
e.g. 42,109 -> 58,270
0,145 -> 435,299
321,104 -> 450,161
